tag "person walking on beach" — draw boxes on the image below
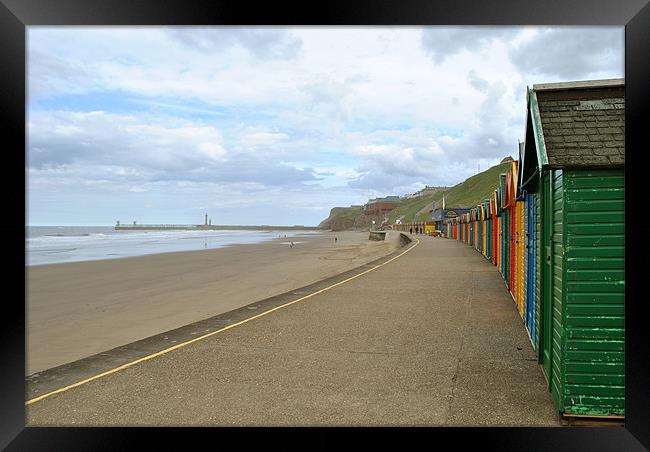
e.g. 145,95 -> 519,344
334,235 -> 338,244
290,241 -> 294,248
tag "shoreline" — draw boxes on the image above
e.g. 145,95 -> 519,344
27,230 -> 402,375
26,227 -> 321,267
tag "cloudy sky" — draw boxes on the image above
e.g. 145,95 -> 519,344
27,26 -> 623,226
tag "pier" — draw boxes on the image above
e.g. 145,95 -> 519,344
115,224 -> 201,231
115,213 -> 320,231
114,223 -> 321,231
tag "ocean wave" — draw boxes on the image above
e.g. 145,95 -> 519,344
25,228 -> 319,265
45,233 -> 92,237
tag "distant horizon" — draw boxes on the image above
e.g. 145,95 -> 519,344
26,222 -> 320,227
27,26 -> 623,226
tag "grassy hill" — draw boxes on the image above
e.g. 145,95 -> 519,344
319,159 -> 513,230
431,160 -> 513,210
386,194 -> 439,224
388,159 -> 513,224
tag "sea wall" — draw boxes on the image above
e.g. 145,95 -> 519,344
369,230 -> 412,249
398,232 -> 412,247
368,230 -> 386,241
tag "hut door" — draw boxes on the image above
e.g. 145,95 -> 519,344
541,174 -> 553,383
526,193 -> 537,345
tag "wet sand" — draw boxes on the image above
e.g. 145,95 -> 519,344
26,230 -> 402,375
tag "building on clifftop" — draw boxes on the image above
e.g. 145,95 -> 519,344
363,196 -> 403,215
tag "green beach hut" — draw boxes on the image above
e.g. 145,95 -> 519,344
519,78 -> 625,420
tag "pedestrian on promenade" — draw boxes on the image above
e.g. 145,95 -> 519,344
410,227 -> 413,235
334,236 -> 338,244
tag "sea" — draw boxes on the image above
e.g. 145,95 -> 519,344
26,226 -> 321,266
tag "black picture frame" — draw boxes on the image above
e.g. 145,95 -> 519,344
2,0 -> 649,449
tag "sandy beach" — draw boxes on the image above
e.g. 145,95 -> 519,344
26,230 -> 402,375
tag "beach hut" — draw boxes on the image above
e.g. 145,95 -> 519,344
505,163 -> 518,302
480,207 -> 484,255
519,79 -> 625,419
475,207 -> 480,252
475,206 -> 480,252
461,217 -> 465,243
515,198 -> 524,316
512,158 -> 526,318
524,189 -> 539,348
521,172 -> 537,345
500,173 -> 508,282
474,208 -> 479,251
490,194 -> 497,265
481,207 -> 486,253
481,201 -> 490,258
496,186 -> 502,271
459,218 -> 463,242
485,200 -> 491,261
458,217 -> 462,242
517,138 -> 539,349
462,216 -> 466,243
469,211 -> 474,247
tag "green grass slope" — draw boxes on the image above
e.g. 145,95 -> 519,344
435,160 -> 512,209
391,160 -> 513,224
319,159 -> 513,229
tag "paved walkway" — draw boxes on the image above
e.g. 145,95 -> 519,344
26,235 -> 559,426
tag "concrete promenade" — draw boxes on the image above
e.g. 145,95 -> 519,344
27,235 -> 559,426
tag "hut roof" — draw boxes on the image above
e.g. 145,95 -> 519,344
520,78 -> 624,190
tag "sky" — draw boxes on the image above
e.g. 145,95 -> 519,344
27,26 -> 624,226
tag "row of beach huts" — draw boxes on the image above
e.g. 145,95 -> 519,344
440,79 -> 625,421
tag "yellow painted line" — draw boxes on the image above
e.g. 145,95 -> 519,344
26,237 -> 420,406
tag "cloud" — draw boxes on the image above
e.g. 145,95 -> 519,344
347,139 -> 457,191
467,70 -> 490,93
27,110 -> 317,188
421,27 -> 520,63
28,110 -> 226,171
509,27 -> 624,79
28,27 -> 305,105
344,75 -> 523,194
239,128 -> 289,147
422,26 -> 623,81
167,27 -> 302,59
28,49 -> 98,98
26,27 -> 625,225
